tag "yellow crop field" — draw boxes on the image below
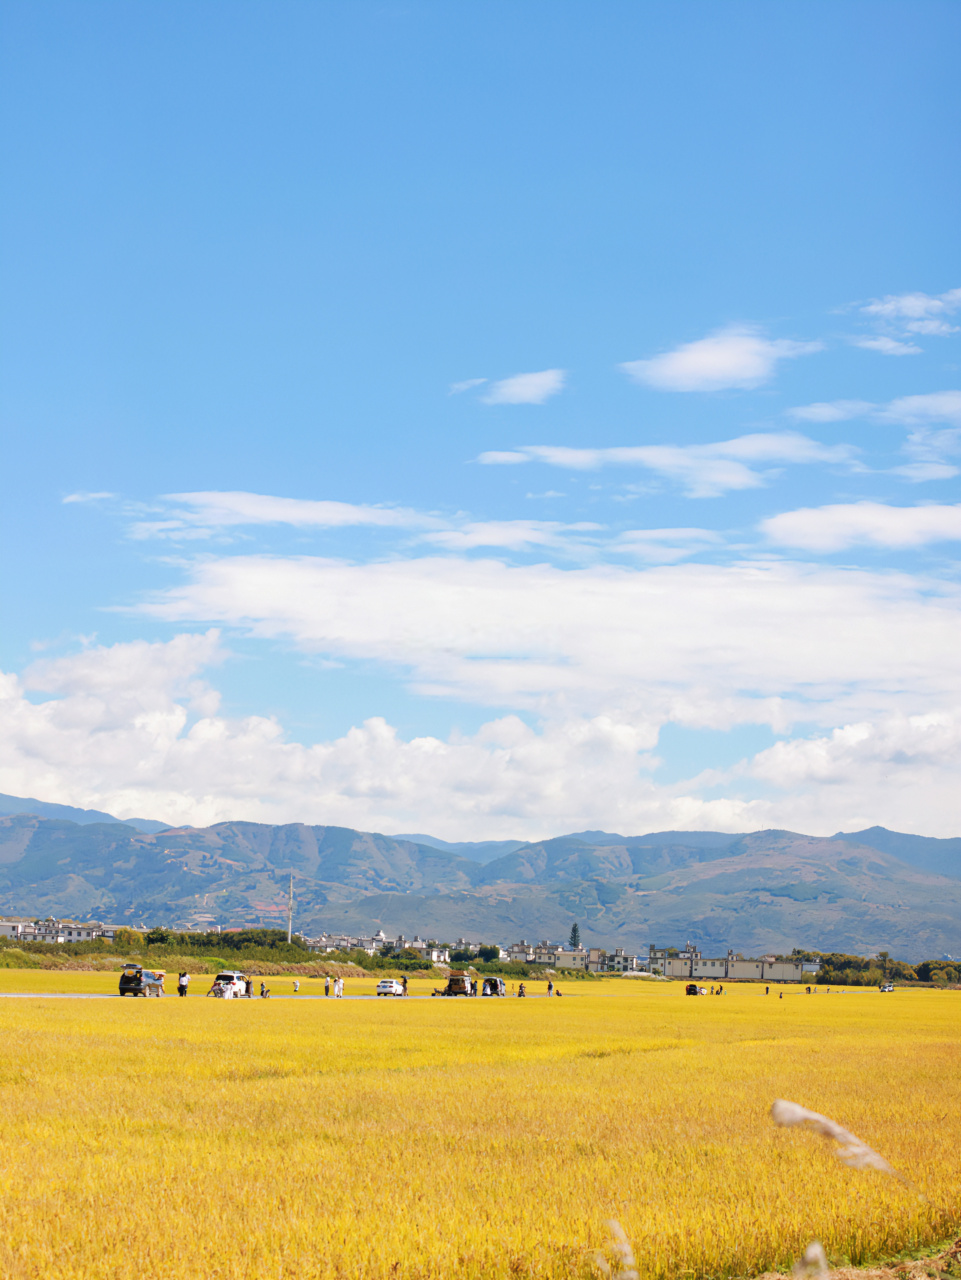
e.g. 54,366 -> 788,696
0,975 -> 958,1280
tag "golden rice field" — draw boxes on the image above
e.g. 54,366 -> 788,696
0,972 -> 958,1280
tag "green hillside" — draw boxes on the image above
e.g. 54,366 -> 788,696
1,813 -> 959,960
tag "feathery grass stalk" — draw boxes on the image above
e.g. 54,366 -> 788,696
771,1099 -> 900,1176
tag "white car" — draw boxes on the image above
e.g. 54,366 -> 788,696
879,982 -> 895,993
208,970 -> 248,999
376,978 -> 406,997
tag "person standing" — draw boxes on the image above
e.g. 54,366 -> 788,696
335,977 -> 343,998
547,979 -> 554,997
401,974 -> 408,997
293,979 -> 300,994
178,971 -> 189,998
325,974 -> 331,998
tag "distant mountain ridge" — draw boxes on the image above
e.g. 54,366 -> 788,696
0,794 -> 958,960
0,793 -> 170,834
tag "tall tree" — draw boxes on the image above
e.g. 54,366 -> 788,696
569,922 -> 580,949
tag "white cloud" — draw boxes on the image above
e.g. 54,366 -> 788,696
744,710 -> 961,837
475,450 -> 530,465
2,618 -> 958,837
861,287 -> 961,335
848,286 -> 961,354
63,492 -> 117,504
787,400 -> 875,423
851,335 -> 923,356
130,492 -> 442,540
786,392 -> 961,481
620,326 -> 821,392
136,554 -> 959,743
478,432 -> 854,498
481,369 -> 566,405
761,501 -> 961,552
891,424 -> 961,482
892,462 -> 960,483
449,378 -> 487,394
419,520 -> 601,552
610,528 -> 723,563
877,391 -> 961,426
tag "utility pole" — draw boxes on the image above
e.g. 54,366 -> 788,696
287,871 -> 293,944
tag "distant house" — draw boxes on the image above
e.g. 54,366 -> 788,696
508,940 -> 534,963
405,936 -> 450,964
0,917 -> 129,944
649,943 -> 803,982
526,943 -> 642,973
0,917 -> 34,941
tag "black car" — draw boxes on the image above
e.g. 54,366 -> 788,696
119,964 -> 148,996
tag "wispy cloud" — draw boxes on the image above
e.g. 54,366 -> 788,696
420,519 -> 600,552
478,432 -> 854,498
611,527 -> 724,563
482,369 -> 566,405
761,501 -> 961,551
63,491 -> 117,504
788,390 -> 961,428
847,285 -> 961,354
851,335 -> 922,356
129,492 -> 444,540
620,326 -> 821,392
878,390 -> 961,426
449,378 -> 487,394
861,287 -> 961,335
122,490 -> 608,556
787,400 -> 875,423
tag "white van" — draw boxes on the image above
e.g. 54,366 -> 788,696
208,970 -> 248,999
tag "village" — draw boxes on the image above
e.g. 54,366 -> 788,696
0,916 -> 806,980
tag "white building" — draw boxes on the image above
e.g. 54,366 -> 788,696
508,940 -> 534,963
649,943 -> 803,982
0,917 -> 131,944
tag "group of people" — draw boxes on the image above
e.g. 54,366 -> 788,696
204,975 -> 273,999
323,975 -> 345,998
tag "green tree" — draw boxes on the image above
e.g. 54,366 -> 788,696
112,927 -> 143,952
477,945 -> 499,962
569,922 -> 581,949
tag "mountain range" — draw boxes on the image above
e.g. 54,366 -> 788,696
0,794 -> 958,960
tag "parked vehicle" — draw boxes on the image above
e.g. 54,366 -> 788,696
432,971 -> 473,997
207,970 -> 248,999
481,977 -> 507,997
879,982 -> 895,993
119,964 -> 148,997
376,979 -> 405,997
685,983 -> 700,996
142,970 -> 166,996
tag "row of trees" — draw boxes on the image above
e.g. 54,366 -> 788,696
790,948 -> 958,986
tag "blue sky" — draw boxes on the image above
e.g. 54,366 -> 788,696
1,2 -> 959,837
